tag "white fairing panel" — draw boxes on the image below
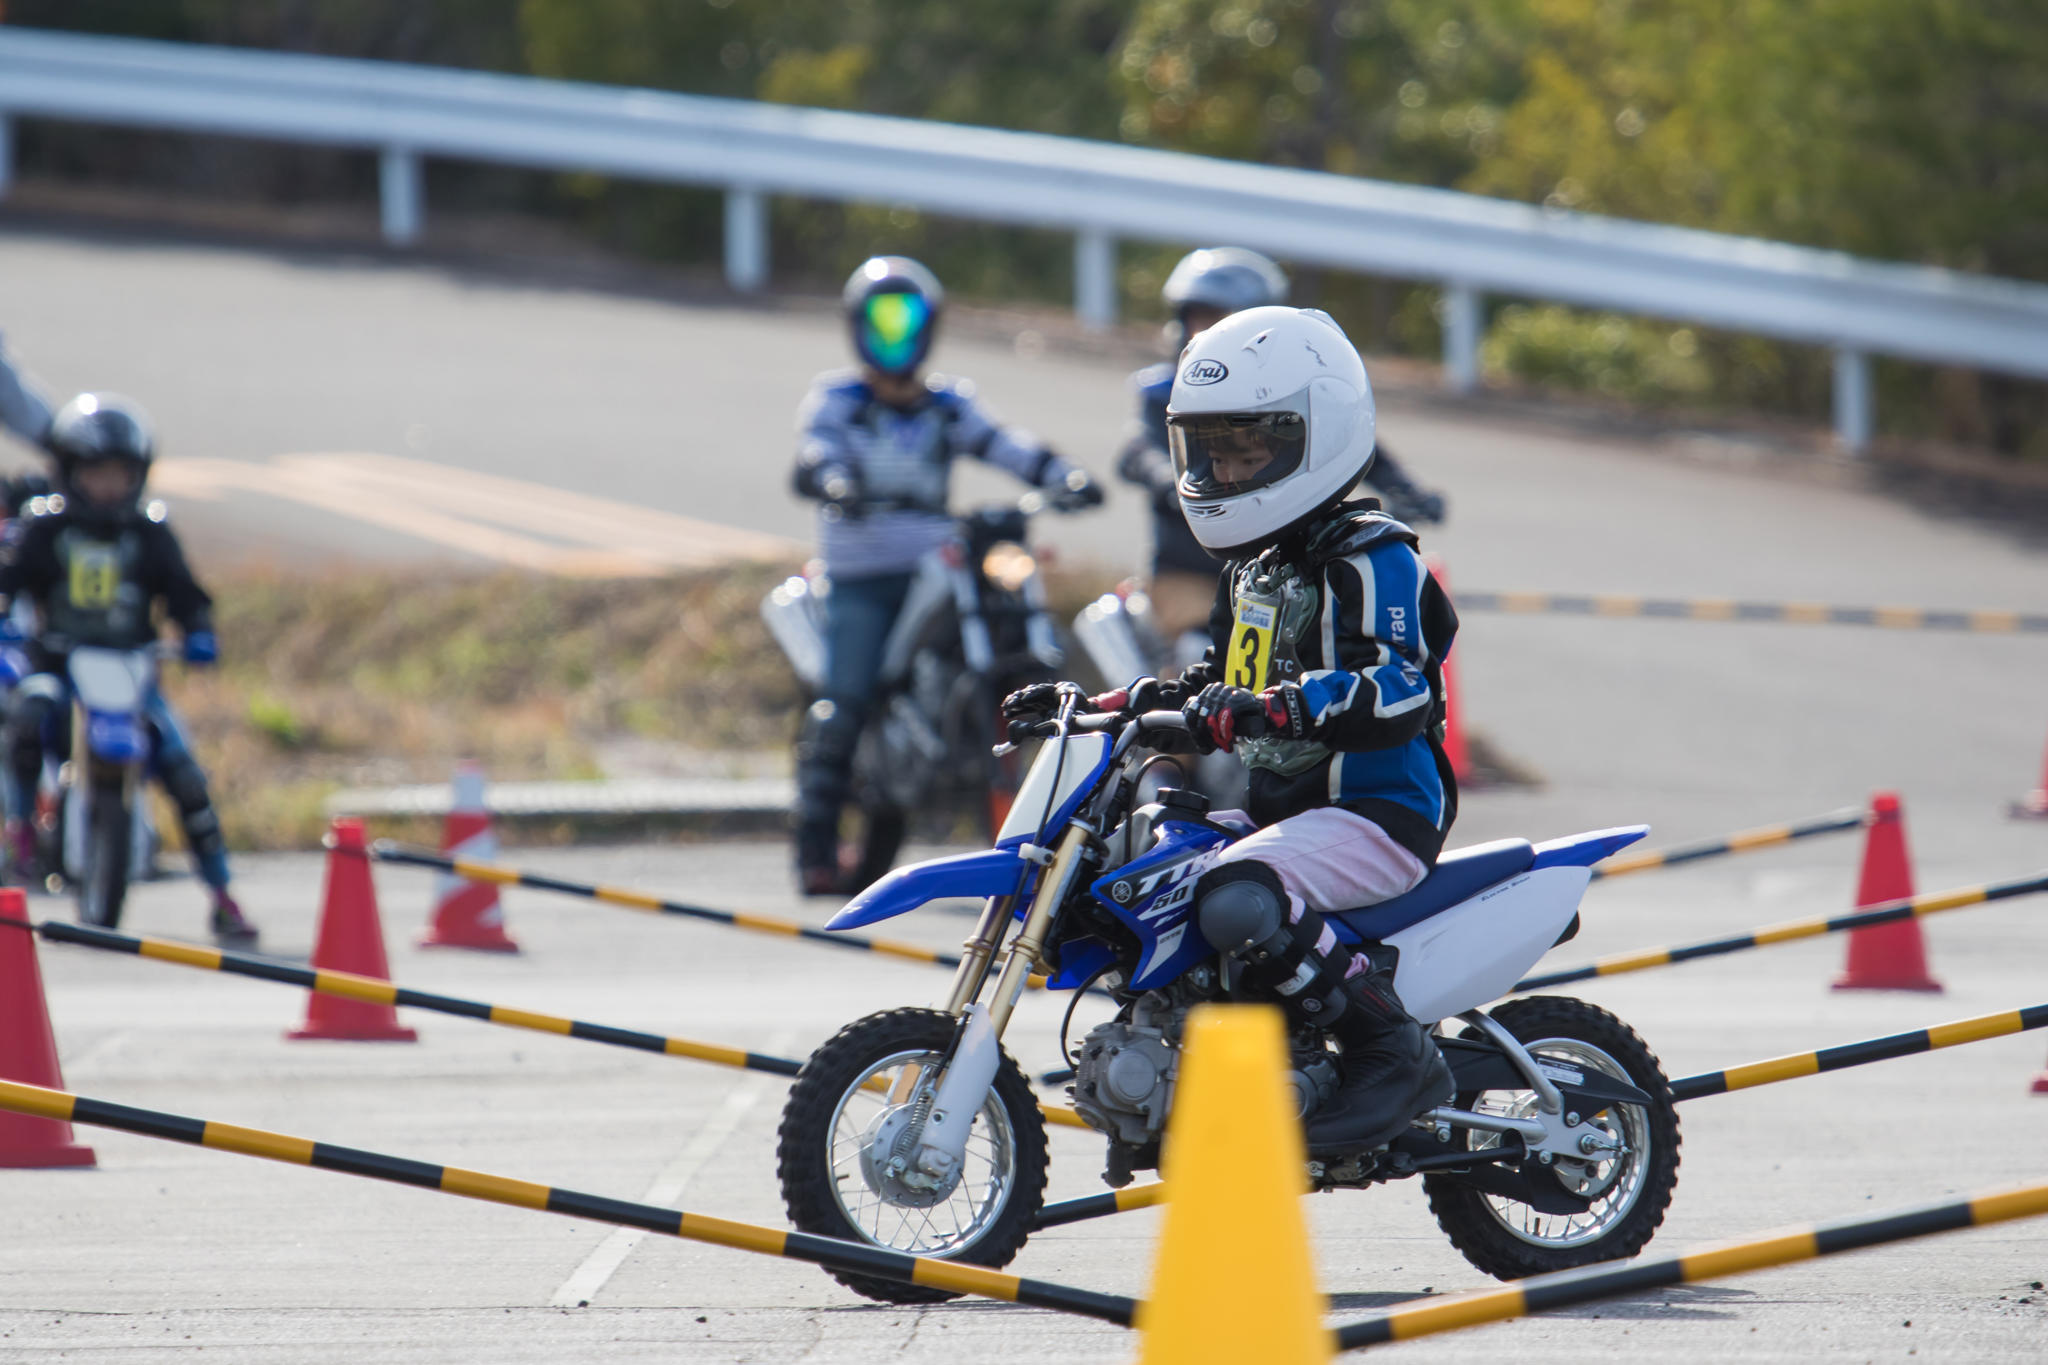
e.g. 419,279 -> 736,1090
997,732 -> 1111,844
1385,866 -> 1592,1024
69,647 -> 152,712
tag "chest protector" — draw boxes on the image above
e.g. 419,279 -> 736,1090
47,524 -> 150,648
1227,508 -> 1423,777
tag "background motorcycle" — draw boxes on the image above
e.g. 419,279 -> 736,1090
775,690 -> 1680,1302
44,644 -> 160,928
761,490 -> 1094,885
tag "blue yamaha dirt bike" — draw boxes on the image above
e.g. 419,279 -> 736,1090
776,686 -> 1681,1303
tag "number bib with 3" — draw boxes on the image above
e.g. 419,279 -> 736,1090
1227,589 -> 1280,693
67,542 -> 122,611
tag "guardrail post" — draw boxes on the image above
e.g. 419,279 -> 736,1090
378,146 -> 422,247
1442,283 -> 1481,393
0,113 -> 12,200
1832,348 -> 1873,454
724,187 -> 768,293
1075,228 -> 1116,331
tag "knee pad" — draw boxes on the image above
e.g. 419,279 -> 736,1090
1193,862 -> 1290,958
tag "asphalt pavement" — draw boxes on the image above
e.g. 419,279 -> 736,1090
2,219 -> 2047,1361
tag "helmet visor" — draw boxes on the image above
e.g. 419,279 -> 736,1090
1168,411 -> 1308,501
859,290 -> 933,373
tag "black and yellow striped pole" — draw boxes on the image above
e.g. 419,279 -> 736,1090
1515,869 -> 2048,992
0,1076 -> 1133,1325
1031,1181 -> 1171,1230
1591,806 -> 1864,880
365,839 -> 965,972
8,917 -> 1094,1130
1670,1001 -> 2048,1102
1332,1178 -> 2048,1351
15,915 -> 802,1076
1456,590 -> 2048,636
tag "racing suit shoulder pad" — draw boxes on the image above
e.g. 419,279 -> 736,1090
1305,503 -> 1419,563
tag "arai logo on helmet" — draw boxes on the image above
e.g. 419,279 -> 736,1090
1180,359 -> 1229,386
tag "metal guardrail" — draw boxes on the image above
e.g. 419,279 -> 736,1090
4,28 -> 2046,450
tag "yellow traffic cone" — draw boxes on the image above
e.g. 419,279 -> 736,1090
1136,1003 -> 1332,1364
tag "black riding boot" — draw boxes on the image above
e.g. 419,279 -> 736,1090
1300,963 -> 1453,1156
1193,862 -> 1452,1156
793,698 -> 858,895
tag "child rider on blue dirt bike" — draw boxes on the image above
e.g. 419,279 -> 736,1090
789,256 -> 1103,897
0,394 -> 258,947
1007,306 -> 1457,1155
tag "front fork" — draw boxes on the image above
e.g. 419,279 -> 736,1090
890,825 -> 1092,1187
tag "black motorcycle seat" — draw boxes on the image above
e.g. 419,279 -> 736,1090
1330,838 -> 1536,944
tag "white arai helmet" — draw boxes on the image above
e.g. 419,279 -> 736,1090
1166,305 -> 1377,557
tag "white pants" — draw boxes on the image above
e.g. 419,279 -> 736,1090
1208,807 -> 1428,978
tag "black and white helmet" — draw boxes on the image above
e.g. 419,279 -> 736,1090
47,392 -> 154,524
1167,307 -> 1375,558
1162,247 -> 1289,348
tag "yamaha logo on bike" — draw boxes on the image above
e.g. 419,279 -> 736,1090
1109,880 -> 1134,904
1180,359 -> 1229,386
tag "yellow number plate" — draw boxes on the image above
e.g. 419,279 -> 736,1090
68,544 -> 121,611
1228,593 -> 1278,692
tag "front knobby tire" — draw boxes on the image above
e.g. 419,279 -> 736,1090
78,783 -> 131,930
1425,995 -> 1681,1280
776,1007 -> 1048,1304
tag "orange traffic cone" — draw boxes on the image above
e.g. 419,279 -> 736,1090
1424,555 -> 1473,784
2008,731 -> 2048,820
0,889 -> 96,1167
1832,792 -> 1943,993
417,761 -> 518,952
289,818 -> 418,1042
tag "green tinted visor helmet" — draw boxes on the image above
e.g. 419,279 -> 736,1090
843,256 -> 944,377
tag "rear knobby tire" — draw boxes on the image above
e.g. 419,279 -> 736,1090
1425,995 -> 1681,1279
777,1007 -> 1048,1304
78,783 -> 131,930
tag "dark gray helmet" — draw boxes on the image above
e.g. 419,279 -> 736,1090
1162,247 -> 1290,322
842,256 -> 945,377
47,392 -> 154,524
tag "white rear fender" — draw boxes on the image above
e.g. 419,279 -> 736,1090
1386,866 -> 1591,1024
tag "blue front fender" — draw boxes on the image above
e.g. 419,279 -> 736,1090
827,849 -> 1032,931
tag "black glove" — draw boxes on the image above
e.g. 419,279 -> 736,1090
1048,468 -> 1105,511
1389,487 -> 1447,525
1181,683 -> 1268,754
1260,682 -> 1311,740
1001,682 -> 1064,723
816,466 -> 865,520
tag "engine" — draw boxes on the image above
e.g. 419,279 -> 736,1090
1071,973 -> 1344,1178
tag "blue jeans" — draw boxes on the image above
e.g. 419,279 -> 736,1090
824,571 -> 915,715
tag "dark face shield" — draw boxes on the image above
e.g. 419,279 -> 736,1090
1167,411 -> 1307,500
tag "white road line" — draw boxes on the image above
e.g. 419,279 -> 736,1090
547,1070 -> 774,1308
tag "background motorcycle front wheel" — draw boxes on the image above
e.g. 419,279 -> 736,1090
76,782 -> 132,930
1424,995 -> 1681,1279
776,1007 -> 1048,1304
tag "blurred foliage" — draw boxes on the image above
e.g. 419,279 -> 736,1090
9,0 -> 2046,451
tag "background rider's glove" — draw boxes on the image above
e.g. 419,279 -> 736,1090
1047,467 -> 1105,512
817,466 -> 865,521
1000,681 -> 1063,722
1182,683 -> 1268,754
1259,682 -> 1312,741
183,630 -> 218,665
